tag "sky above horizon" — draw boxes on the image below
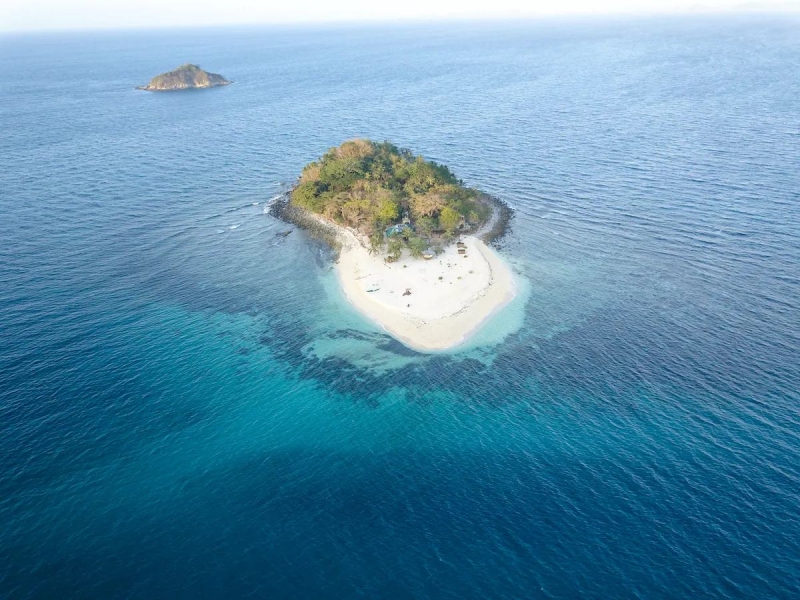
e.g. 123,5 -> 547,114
1,0 -> 798,32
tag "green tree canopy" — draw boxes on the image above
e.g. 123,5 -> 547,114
290,139 -> 490,257
439,206 -> 461,234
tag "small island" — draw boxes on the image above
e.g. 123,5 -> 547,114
275,140 -> 516,352
137,64 -> 231,92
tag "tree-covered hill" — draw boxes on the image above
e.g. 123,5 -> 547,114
291,140 -> 491,257
137,64 -> 230,91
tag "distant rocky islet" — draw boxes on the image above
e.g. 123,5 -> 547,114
137,63 -> 231,91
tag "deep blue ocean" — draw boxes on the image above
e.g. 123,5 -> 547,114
1,15 -> 799,598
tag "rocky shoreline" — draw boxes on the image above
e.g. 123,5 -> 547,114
478,194 -> 514,247
269,192 -> 343,256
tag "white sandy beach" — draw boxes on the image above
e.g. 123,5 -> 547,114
335,229 -> 516,351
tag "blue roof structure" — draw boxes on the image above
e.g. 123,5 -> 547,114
385,223 -> 413,237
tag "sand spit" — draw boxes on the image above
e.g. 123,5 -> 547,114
335,230 -> 516,352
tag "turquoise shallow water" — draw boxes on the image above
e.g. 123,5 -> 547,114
1,16 -> 800,598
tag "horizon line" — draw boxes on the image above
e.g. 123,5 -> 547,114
1,7 -> 798,35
